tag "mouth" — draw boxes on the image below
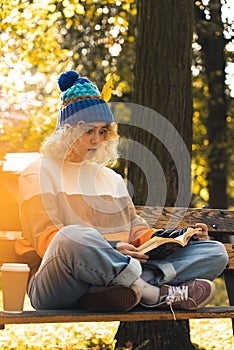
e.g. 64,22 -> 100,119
85,148 -> 97,160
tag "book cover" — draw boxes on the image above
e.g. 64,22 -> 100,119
138,227 -> 200,259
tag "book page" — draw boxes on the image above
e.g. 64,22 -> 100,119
138,236 -> 173,252
175,227 -> 199,245
138,227 -> 199,253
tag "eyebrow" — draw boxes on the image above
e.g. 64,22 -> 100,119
85,123 -> 108,129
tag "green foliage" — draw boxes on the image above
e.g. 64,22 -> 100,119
0,0 -> 71,161
191,71 -> 210,207
192,1 -> 234,208
212,276 -> 229,306
0,0 -> 136,163
54,0 -> 136,96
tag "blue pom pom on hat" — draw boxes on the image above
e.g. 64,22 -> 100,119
58,70 -> 80,92
56,70 -> 114,129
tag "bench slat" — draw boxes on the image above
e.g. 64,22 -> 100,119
136,207 -> 234,236
224,244 -> 234,269
0,239 -> 26,267
1,306 -> 234,324
0,201 -> 21,231
1,206 -> 233,235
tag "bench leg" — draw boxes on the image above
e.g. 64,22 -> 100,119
224,270 -> 234,333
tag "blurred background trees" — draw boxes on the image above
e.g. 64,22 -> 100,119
0,0 -> 233,209
193,0 -> 233,209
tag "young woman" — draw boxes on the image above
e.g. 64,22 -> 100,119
16,70 -> 228,312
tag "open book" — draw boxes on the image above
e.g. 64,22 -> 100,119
138,227 -> 201,259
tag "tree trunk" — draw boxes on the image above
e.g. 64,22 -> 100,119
115,0 -> 195,349
194,0 -> 229,209
115,320 -> 195,350
126,0 -> 193,208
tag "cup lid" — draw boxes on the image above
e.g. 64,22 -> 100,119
0,263 -> 30,272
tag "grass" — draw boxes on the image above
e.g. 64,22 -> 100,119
0,277 -> 233,349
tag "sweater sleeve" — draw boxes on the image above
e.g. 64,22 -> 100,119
17,167 -> 63,258
127,195 -> 150,245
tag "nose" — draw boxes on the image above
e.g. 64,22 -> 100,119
90,132 -> 101,145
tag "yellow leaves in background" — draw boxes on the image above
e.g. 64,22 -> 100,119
192,107 -> 209,206
62,0 -> 85,18
101,73 -> 116,102
192,162 -> 209,201
0,322 -> 118,349
0,0 -> 135,159
190,319 -> 233,350
0,0 -> 70,73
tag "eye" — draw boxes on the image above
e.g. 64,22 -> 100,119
85,128 -> 94,135
99,128 -> 108,135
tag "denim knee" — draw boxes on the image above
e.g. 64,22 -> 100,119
52,225 -> 107,252
212,240 -> 229,270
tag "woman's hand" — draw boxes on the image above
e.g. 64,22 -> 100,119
193,223 -> 209,241
116,242 -> 149,263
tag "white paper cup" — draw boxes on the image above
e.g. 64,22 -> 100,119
1,263 -> 30,313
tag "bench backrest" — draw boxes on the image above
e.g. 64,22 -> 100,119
0,202 -> 233,268
0,202 -> 233,234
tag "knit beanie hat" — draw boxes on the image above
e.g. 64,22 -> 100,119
56,70 -> 114,129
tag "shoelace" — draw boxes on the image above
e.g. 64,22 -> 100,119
158,285 -> 189,320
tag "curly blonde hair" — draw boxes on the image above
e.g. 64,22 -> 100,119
40,122 -> 119,167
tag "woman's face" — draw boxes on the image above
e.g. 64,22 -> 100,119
66,122 -> 109,162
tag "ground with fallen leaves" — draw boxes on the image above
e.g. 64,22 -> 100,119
0,278 -> 233,349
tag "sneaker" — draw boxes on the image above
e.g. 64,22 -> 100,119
79,284 -> 142,312
140,279 -> 216,310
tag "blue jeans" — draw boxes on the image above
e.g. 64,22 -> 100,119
144,239 -> 228,286
28,225 -> 228,309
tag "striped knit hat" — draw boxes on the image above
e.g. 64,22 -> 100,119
56,70 -> 114,129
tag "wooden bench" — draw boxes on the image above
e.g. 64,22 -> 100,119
0,204 -> 234,332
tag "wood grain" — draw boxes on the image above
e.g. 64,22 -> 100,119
0,306 -> 234,325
